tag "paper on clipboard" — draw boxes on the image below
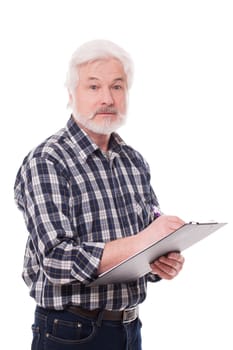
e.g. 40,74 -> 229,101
89,222 -> 227,287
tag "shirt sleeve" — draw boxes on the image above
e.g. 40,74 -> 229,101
17,156 -> 105,285
147,273 -> 162,283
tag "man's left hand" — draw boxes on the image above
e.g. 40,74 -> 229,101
150,252 -> 185,280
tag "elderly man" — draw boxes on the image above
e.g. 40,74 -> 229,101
14,40 -> 185,350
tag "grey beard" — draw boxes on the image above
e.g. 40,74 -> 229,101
72,107 -> 127,135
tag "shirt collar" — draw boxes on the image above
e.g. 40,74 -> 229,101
66,116 -> 126,162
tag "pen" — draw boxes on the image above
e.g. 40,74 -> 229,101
152,205 -> 163,220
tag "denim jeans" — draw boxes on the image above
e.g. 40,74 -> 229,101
31,306 -> 142,350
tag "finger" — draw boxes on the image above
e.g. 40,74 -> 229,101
162,252 -> 185,264
167,216 -> 185,226
156,257 -> 184,273
152,260 -> 178,277
150,263 -> 176,280
167,218 -> 185,232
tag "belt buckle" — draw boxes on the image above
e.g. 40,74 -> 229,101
122,307 -> 138,324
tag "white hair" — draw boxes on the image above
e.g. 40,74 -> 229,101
65,39 -> 134,92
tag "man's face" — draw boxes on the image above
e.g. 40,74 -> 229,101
71,58 -> 128,135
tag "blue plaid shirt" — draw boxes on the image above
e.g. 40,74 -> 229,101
14,116 -> 160,310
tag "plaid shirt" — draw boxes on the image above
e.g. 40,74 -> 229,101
14,116 -> 160,310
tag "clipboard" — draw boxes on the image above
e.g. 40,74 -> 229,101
89,222 -> 227,286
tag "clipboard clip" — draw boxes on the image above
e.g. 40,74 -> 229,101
188,220 -> 218,225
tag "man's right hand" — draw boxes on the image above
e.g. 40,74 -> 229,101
145,215 -> 185,244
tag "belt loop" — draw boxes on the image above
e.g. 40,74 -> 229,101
96,309 -> 105,327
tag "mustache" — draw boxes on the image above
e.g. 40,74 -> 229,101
94,107 -> 118,115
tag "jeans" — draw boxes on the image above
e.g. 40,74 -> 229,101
31,306 -> 142,350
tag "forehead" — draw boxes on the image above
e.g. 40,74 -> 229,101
78,58 -> 126,82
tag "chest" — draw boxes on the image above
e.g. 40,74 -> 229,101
68,154 -> 153,242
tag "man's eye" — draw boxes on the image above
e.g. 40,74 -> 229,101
89,85 -> 98,90
113,85 -> 122,90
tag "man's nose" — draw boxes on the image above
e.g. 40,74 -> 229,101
101,88 -> 114,105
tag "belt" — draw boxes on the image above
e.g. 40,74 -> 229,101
67,305 -> 139,324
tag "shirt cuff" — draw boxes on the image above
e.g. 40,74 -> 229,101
71,242 -> 105,284
147,272 -> 162,283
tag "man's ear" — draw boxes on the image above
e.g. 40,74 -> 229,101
68,89 -> 73,104
67,89 -> 73,109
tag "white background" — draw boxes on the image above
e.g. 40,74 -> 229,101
0,1 -> 232,349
